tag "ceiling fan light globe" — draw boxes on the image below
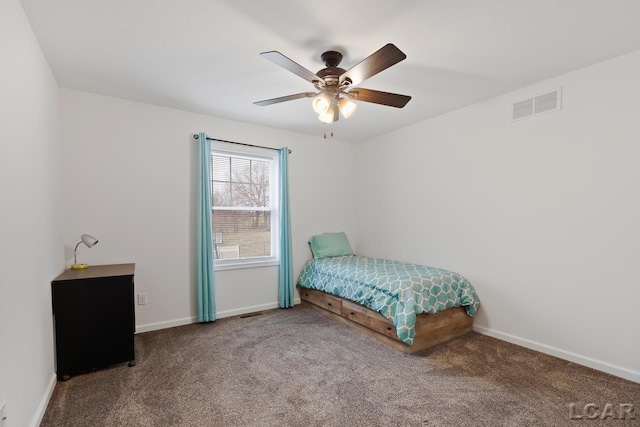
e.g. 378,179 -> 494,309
312,96 -> 330,114
318,109 -> 335,124
338,98 -> 357,118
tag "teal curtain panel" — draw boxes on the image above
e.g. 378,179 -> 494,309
197,132 -> 216,322
278,147 -> 294,308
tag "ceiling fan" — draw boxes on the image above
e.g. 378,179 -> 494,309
254,43 -> 411,124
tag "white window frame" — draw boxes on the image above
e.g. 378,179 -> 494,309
210,147 -> 280,271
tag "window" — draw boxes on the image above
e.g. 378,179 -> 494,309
210,149 -> 279,267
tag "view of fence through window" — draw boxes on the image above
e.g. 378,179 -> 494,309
211,153 -> 272,260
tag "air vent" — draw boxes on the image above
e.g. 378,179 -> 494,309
239,312 -> 264,319
513,98 -> 534,120
534,91 -> 559,114
512,87 -> 562,121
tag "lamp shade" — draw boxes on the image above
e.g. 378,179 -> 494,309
81,234 -> 98,248
338,98 -> 356,118
312,95 -> 330,114
318,109 -> 336,124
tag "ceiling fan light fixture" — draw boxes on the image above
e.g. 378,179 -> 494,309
338,98 -> 357,118
318,109 -> 336,124
312,95 -> 330,114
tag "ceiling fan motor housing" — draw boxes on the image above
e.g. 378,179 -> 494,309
321,51 -> 343,67
316,51 -> 351,89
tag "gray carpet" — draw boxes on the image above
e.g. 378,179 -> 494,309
41,305 -> 639,426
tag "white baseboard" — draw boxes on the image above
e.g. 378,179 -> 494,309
135,316 -> 197,333
31,372 -> 56,427
135,298 -> 301,334
473,325 -> 640,384
216,299 -> 300,319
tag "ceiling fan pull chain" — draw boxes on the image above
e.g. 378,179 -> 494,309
322,123 -> 336,139
322,123 -> 335,139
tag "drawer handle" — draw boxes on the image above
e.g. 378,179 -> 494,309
386,327 -> 392,331
327,303 -> 332,306
350,312 -> 355,316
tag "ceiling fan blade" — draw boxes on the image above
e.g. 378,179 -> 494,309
347,88 -> 411,108
261,51 -> 324,84
254,92 -> 316,106
339,44 -> 407,87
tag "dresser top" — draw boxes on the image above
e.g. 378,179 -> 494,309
53,263 -> 135,282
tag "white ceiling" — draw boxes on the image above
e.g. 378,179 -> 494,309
20,0 -> 640,142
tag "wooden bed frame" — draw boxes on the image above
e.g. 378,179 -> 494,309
300,288 -> 473,354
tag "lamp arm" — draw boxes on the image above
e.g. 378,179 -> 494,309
73,241 -> 83,265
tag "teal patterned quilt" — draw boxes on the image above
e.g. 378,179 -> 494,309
297,255 -> 479,346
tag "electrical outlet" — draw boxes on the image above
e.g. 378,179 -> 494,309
137,293 -> 147,305
1,401 -> 7,427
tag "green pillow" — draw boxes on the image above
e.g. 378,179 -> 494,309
308,232 -> 355,259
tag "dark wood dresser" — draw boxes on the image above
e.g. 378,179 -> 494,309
51,263 -> 135,380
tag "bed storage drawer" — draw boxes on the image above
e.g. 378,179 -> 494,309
341,300 -> 398,340
300,287 -> 473,354
300,288 -> 342,315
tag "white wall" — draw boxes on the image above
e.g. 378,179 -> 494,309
60,89 -> 357,331
0,1 -> 63,426
355,50 -> 640,382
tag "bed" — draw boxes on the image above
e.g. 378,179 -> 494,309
297,233 -> 480,354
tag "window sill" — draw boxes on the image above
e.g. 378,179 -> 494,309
214,259 -> 280,271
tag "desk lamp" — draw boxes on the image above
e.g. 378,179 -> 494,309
71,234 -> 99,270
